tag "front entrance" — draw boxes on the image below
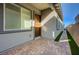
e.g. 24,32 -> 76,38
34,14 -> 41,37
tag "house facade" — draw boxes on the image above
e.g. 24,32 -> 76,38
0,3 -> 64,52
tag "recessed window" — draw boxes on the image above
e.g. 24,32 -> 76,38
5,4 -> 32,31
5,4 -> 21,30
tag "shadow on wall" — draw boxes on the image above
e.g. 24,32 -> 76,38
54,31 -> 63,42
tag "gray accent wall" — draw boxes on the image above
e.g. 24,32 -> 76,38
41,10 -> 64,40
0,30 -> 34,52
41,16 -> 62,39
0,3 -> 36,52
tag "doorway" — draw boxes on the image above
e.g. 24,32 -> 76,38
34,14 -> 41,37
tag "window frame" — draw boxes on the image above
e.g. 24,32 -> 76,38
3,3 -> 32,32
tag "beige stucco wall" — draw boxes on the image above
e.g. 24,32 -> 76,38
67,24 -> 79,46
41,10 -> 64,40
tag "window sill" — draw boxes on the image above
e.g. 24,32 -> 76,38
0,29 -> 32,34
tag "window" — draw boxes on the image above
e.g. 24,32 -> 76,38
21,8 -> 31,30
5,4 -> 32,31
5,4 -> 21,30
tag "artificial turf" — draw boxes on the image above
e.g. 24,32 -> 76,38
66,30 -> 79,55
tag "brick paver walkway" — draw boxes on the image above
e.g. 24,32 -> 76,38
0,35 -> 71,55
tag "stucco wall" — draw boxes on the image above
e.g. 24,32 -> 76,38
0,31 -> 34,52
41,16 -> 63,39
0,3 -> 38,52
41,10 -> 64,40
41,8 -> 52,20
67,24 -> 79,46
